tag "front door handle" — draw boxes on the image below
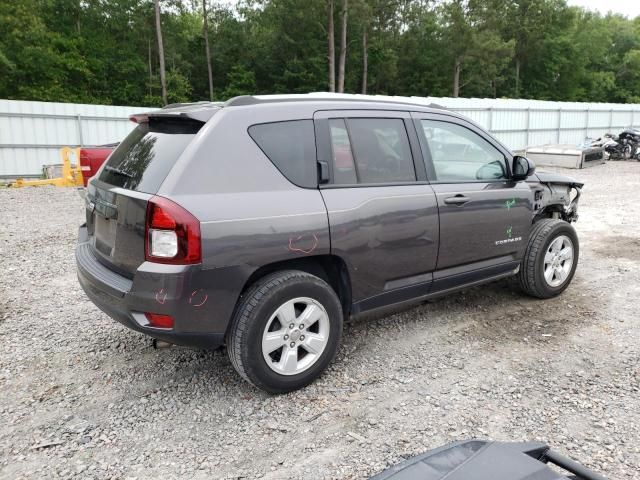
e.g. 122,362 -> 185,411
444,195 -> 470,206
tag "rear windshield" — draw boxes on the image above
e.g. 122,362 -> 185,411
98,119 -> 202,193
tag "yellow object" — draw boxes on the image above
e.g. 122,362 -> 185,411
11,147 -> 84,188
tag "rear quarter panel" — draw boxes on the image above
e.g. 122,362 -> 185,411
156,106 -> 331,330
159,106 -> 331,269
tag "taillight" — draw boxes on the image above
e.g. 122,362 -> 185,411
145,313 -> 174,329
145,196 -> 201,264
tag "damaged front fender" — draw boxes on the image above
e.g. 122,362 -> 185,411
527,171 -> 584,223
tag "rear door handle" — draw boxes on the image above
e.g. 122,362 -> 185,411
444,195 -> 470,206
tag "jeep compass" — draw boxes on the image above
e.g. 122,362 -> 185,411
76,94 -> 583,393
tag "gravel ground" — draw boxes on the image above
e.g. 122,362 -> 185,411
1,162 -> 639,480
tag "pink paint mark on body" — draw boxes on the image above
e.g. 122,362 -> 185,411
288,233 -> 319,254
155,288 -> 168,305
189,289 -> 208,307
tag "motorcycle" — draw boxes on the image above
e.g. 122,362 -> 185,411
588,129 -> 640,160
618,128 -> 640,159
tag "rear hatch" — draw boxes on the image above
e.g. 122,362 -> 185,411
85,103 -> 219,277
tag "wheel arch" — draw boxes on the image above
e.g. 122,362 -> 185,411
535,203 -> 566,220
236,254 -> 352,323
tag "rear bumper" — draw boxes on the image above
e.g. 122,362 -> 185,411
76,226 -> 226,349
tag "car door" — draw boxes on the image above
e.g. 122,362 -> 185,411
412,113 -> 534,289
315,110 -> 439,312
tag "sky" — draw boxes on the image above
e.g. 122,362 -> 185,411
567,0 -> 640,18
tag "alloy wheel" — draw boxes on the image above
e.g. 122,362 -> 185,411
543,235 -> 574,287
261,297 -> 330,376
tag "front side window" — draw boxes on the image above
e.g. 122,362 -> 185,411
329,119 -> 357,184
420,120 -> 507,182
349,118 -> 416,184
248,120 -> 317,188
329,118 -> 416,184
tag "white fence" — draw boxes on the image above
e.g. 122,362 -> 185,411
2,97 -> 640,177
425,96 -> 640,152
0,100 -> 144,177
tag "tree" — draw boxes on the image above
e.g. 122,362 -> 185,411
241,0 -> 327,94
438,0 -> 514,98
3,0 -> 640,106
361,29 -> 368,94
327,0 -> 336,91
395,3 -> 446,96
154,0 -> 168,105
222,64 -> 257,98
356,0 -> 373,94
439,0 -> 472,97
202,0 -> 214,100
338,0 -> 348,93
491,0 -> 567,98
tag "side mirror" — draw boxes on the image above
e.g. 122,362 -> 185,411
512,155 -> 535,181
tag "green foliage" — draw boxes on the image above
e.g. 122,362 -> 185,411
1,0 -> 640,105
166,70 -> 193,103
222,65 -> 257,98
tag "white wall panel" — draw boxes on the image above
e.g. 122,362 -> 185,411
0,99 -> 148,177
588,111 -> 610,128
495,131 -> 528,150
612,111 -> 632,127
528,130 -> 557,146
3,97 -> 640,177
529,110 -> 557,131
493,109 -> 528,132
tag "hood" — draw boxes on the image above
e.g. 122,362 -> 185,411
530,170 -> 584,188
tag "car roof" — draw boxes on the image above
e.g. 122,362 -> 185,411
223,93 -> 450,113
134,93 -> 464,124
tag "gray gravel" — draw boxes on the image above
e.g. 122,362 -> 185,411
1,162 -> 639,479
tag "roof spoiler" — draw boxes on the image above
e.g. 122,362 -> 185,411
129,101 -> 222,124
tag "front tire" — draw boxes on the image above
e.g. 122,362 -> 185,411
518,219 -> 579,299
227,270 -> 343,394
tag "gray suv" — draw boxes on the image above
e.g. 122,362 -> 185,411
76,95 -> 583,393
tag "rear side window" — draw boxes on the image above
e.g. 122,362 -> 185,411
99,119 -> 201,193
248,120 -> 317,188
329,118 -> 416,184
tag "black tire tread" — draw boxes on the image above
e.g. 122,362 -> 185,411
518,218 -> 576,298
226,270 -> 339,393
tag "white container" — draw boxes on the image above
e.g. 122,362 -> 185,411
523,144 -> 605,169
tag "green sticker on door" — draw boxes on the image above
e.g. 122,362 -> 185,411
496,225 -> 521,246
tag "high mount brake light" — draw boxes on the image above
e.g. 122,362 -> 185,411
129,114 -> 149,124
145,196 -> 201,264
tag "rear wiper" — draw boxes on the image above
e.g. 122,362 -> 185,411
105,165 -> 133,178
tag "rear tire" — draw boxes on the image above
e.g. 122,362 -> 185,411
518,219 -> 579,299
227,270 -> 343,394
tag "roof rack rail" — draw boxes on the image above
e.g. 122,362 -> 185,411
223,94 -> 449,110
224,96 -> 260,107
162,101 -> 223,109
